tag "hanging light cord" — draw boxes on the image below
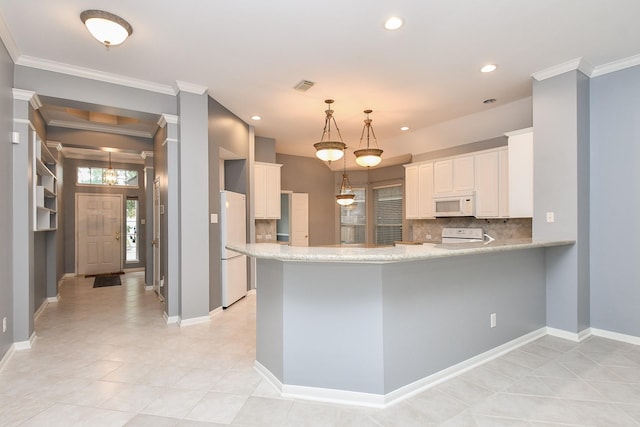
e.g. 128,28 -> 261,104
320,104 -> 346,143
359,111 -> 379,149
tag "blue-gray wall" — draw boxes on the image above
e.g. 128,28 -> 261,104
0,39 -> 14,358
590,65 -> 640,337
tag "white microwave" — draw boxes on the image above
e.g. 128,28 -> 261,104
433,193 -> 475,217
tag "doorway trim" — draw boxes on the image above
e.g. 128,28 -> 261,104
153,178 -> 164,301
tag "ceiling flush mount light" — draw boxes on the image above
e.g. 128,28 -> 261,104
104,152 -> 117,185
400,126 -> 410,131
80,10 -> 133,47
480,64 -> 497,73
251,115 -> 262,121
354,110 -> 383,168
336,148 -> 355,206
384,16 -> 404,30
314,99 -> 346,163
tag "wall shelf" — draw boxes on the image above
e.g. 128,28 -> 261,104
33,135 -> 58,231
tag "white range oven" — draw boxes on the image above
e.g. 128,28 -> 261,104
441,227 -> 495,244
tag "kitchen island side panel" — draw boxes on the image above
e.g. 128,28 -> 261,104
382,249 -> 547,393
282,262 -> 385,394
256,259 -> 285,382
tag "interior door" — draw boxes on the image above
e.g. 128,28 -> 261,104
290,193 -> 309,246
153,178 -> 163,299
77,193 -> 123,275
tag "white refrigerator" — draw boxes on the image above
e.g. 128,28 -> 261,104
220,191 -> 247,308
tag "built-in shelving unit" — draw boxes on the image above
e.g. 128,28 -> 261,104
34,136 -> 58,231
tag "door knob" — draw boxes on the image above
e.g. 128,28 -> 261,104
115,231 -> 120,241
152,239 -> 158,246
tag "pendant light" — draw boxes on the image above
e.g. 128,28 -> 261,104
354,109 -> 383,167
81,10 -> 133,47
314,99 -> 346,163
336,148 -> 355,206
104,152 -> 117,185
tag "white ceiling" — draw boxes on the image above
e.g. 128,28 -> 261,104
1,0 -> 640,166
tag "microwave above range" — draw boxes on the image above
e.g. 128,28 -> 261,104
433,192 -> 475,217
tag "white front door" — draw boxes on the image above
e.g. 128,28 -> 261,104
153,178 -> 163,300
77,194 -> 123,276
290,193 -> 309,246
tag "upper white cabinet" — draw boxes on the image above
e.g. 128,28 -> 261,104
33,136 -> 58,231
474,147 -> 509,218
434,156 -> 474,194
254,162 -> 282,219
506,128 -> 533,218
405,162 -> 434,219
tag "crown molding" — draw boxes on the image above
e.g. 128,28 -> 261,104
12,88 -> 42,109
591,53 -> 640,77
46,141 -> 63,152
175,80 -> 208,95
158,114 -> 179,128
531,58 -> 594,81
0,9 -> 20,62
141,151 -> 154,159
47,119 -> 154,139
15,55 -> 177,96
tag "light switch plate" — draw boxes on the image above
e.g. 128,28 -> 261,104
210,213 -> 218,224
546,212 -> 555,223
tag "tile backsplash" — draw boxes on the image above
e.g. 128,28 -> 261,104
409,217 -> 532,242
255,219 -> 277,242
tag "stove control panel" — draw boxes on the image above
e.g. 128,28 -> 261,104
441,227 -> 484,240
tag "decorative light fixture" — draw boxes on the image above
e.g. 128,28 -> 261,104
80,10 -> 133,47
336,148 -> 355,206
354,109 -> 383,167
104,152 -> 117,185
314,99 -> 346,163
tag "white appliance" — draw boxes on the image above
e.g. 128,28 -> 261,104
433,192 -> 475,217
441,227 -> 495,244
220,191 -> 247,308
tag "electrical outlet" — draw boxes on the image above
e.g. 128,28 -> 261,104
160,277 -> 164,288
2,317 -> 6,333
546,212 -> 555,223
490,313 -> 497,328
426,234 -> 432,240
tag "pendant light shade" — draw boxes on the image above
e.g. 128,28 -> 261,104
354,109 -> 383,167
314,99 -> 346,163
81,10 -> 133,47
104,152 -> 117,185
336,148 -> 355,205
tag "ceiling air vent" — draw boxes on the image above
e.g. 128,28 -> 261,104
293,80 -> 315,92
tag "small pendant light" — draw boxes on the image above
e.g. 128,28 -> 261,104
104,152 -> 117,185
354,109 -> 383,167
336,148 -> 355,206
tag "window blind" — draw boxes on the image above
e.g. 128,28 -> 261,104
373,184 -> 403,245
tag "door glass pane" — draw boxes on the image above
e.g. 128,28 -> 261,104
374,185 -> 403,245
340,188 -> 366,244
126,199 -> 138,262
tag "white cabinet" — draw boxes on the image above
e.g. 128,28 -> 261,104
254,162 -> 282,219
434,156 -> 474,194
506,128 -> 533,217
474,148 -> 509,218
33,136 -> 58,231
404,162 -> 434,219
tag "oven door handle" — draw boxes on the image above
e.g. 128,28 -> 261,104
483,233 -> 495,245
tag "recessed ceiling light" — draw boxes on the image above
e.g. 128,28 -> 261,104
251,115 -> 262,121
384,16 -> 404,30
481,64 -> 497,73
400,126 -> 410,131
483,98 -> 497,104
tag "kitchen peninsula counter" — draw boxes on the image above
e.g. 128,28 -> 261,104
229,239 -> 574,407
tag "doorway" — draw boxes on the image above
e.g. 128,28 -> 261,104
76,193 -> 124,276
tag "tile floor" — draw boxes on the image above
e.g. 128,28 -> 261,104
1,272 -> 639,426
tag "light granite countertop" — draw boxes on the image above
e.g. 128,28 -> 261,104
226,239 -> 575,263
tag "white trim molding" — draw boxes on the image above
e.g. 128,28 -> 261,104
16,55 -> 177,96
14,332 -> 37,351
0,9 -> 20,62
589,328 -> 640,346
209,307 -> 223,318
0,344 -> 16,373
47,295 -> 60,303
532,58 -> 593,81
163,312 -> 179,325
178,315 -> 211,327
158,114 -> 179,128
254,328 -> 547,408
504,127 -> 533,137
47,119 -> 154,138
34,300 -> 48,320
546,326 -> 591,343
175,80 -> 208,95
12,88 -> 42,110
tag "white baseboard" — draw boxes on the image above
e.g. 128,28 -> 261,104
590,327 -> 640,345
0,344 -> 16,373
163,312 -> 179,325
144,285 -> 153,291
14,332 -> 36,351
178,315 -> 211,327
546,326 -> 592,343
247,289 -> 257,296
209,307 -> 223,317
253,327 -> 547,408
47,295 -> 60,303
34,300 -> 48,320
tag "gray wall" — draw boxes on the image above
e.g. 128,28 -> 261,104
276,153 -> 335,246
208,96 -> 250,310
255,136 -> 276,163
62,158 -> 147,273
532,70 -> 590,334
590,65 -> 640,336
0,39 -> 14,358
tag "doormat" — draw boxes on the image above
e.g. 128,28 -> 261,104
93,275 -> 122,288
85,271 -> 124,278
